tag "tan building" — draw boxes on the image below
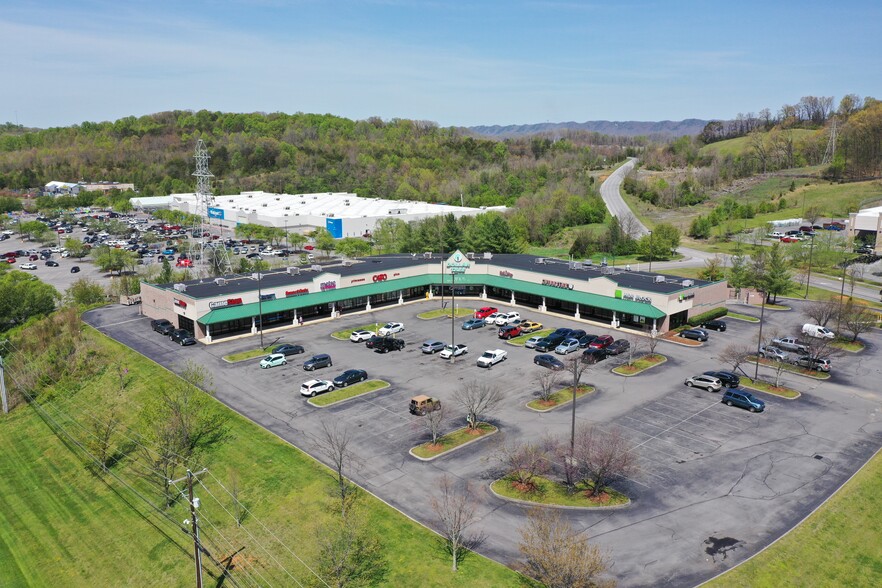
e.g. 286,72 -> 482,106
80,181 -> 135,193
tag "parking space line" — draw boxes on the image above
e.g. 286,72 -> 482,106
630,401 -> 722,451
94,317 -> 146,328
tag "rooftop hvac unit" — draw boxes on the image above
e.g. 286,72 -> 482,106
583,259 -> 593,266
251,273 -> 260,280
572,262 -> 583,270
601,266 -> 613,275
284,206 -> 290,210
173,283 -> 187,292
286,266 -> 300,275
275,197 -> 280,201
466,252 -> 475,259
535,258 -> 545,264
423,252 -> 433,259
214,278 -> 226,286
342,260 -> 354,266
310,264 -> 322,272
483,252 -> 493,260
345,202 -> 350,206
681,279 -> 694,287
655,275 -> 666,283
262,203 -> 268,207
248,195 -> 252,198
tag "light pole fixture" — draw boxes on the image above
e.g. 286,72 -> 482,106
257,267 -> 264,349
804,233 -> 815,299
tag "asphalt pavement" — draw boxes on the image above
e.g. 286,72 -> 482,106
84,299 -> 882,588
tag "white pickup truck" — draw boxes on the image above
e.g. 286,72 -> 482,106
476,349 -> 507,368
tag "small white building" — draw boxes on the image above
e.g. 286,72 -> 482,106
848,204 -> 882,253
44,181 -> 81,195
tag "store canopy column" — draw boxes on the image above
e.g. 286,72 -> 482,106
539,296 -> 546,312
205,323 -> 212,343
366,296 -> 372,311
251,316 -> 257,334
510,291 -> 516,305
574,304 -> 581,319
398,291 -> 403,305
612,311 -> 619,328
481,286 -> 487,299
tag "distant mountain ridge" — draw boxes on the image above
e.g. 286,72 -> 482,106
468,119 -> 709,138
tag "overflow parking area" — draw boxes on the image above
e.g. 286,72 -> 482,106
85,297 -> 882,588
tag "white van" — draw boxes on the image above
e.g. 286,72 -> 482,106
802,324 -> 835,339
769,231 -> 786,239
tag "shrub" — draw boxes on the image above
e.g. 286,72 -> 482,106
687,307 -> 728,327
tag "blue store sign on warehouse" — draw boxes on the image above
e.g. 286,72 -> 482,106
326,217 -> 343,238
208,207 -> 225,220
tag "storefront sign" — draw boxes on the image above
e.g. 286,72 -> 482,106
259,293 -> 276,301
286,288 -> 309,297
209,297 -> 244,309
350,278 -> 366,284
173,298 -> 187,309
499,270 -> 513,278
541,279 -> 574,290
320,281 -> 337,291
445,250 -> 471,275
622,293 -> 652,304
393,272 -> 400,277
678,293 -> 695,302
372,273 -> 387,282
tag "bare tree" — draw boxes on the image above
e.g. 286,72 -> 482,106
495,439 -> 553,492
572,427 -> 638,497
424,403 -> 447,445
645,329 -> 661,357
518,508 -> 612,588
566,356 -> 588,455
624,334 -> 643,366
430,476 -> 484,572
88,401 -> 121,472
802,297 -> 839,327
718,343 -> 754,377
316,421 -> 359,517
839,301 -> 876,342
454,381 -> 504,430
619,214 -> 643,239
229,469 -> 245,527
535,369 -> 559,402
313,509 -> 388,588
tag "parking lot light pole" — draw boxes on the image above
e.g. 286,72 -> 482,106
804,233 -> 815,299
648,230 -> 653,273
450,273 -> 456,364
754,291 -> 767,380
257,269 -> 264,349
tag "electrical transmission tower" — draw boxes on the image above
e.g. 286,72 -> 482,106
189,140 -> 232,278
822,117 -> 838,166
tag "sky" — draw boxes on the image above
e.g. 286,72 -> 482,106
2,0 -> 880,129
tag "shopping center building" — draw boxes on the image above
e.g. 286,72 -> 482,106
140,252 -> 728,343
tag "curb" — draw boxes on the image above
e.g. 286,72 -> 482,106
740,381 -> 802,401
726,314 -> 761,323
488,480 -> 631,511
307,381 -> 390,408
416,309 -> 475,321
525,387 -> 596,412
221,352 -> 273,364
612,355 -> 668,377
409,425 -> 499,462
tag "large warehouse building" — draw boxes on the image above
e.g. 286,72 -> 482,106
156,191 -> 503,238
848,204 -> 882,253
141,252 -> 728,343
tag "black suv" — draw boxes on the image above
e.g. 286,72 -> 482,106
303,354 -> 333,371
703,370 -> 740,388
700,319 -> 727,332
273,344 -> 305,356
169,329 -> 193,344
535,334 -> 566,352
374,337 -> 405,353
581,348 -> 608,364
151,319 -> 172,333
333,369 -> 368,387
365,335 -> 386,349
679,328 -> 709,341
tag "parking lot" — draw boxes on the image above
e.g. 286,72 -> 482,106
85,297 -> 882,588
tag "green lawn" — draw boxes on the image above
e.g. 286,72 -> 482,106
707,448 -> 882,588
416,307 -> 474,320
698,131 -> 817,158
727,312 -> 760,323
330,323 -> 382,340
491,475 -> 629,508
612,354 -> 667,375
831,339 -> 865,352
526,385 -> 595,411
411,423 -> 497,459
508,328 -> 554,346
0,326 -> 522,587
740,376 -> 801,399
308,380 -> 389,407
223,345 -> 276,362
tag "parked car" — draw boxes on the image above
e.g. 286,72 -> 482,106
151,319 -> 172,333
439,343 -> 468,359
259,353 -> 287,368
272,344 -> 305,356
578,334 -> 599,348
18,262 -> 37,270
45,259 -> 60,267
721,389 -> 765,412
409,395 -> 442,415
518,320 -> 543,333
349,330 -> 374,343
498,324 -> 522,339
177,335 -> 197,346
581,348 -> 608,364
333,369 -> 368,387
495,312 -> 521,326
802,323 -> 835,339
685,374 -> 723,392
524,336 -> 544,349
534,354 -> 565,370
420,340 -> 446,354
461,318 -> 486,330
374,337 -> 405,353
70,266 -> 80,273
606,339 -> 631,356
535,334 -> 567,353
554,338 -> 580,355
771,336 -> 809,353
300,379 -> 334,397
678,328 -> 709,342
484,312 -> 503,324
550,328 -> 573,339
703,370 -> 741,388
568,329 -> 587,340
700,319 -> 727,332
378,322 -> 405,336
169,329 -> 192,344
474,307 -> 498,319
588,335 -> 614,349
155,322 -> 176,336
795,356 -> 831,372
758,345 -> 790,362
476,349 -> 507,367
303,354 -> 333,371
364,335 -> 386,349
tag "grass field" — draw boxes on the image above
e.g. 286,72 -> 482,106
330,322 -> 382,340
740,376 -> 801,399
491,475 -> 629,508
308,379 -> 389,407
0,326 -> 522,587
612,354 -> 667,375
416,307 -> 474,320
223,345 -> 276,362
698,130 -> 818,158
707,448 -> 882,588
526,385 -> 594,411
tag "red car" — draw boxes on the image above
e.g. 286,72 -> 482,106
176,258 -> 193,268
780,235 -> 800,243
588,335 -> 614,349
475,306 -> 498,319
498,324 -> 522,339
304,245 -> 315,250
5,257 -> 15,264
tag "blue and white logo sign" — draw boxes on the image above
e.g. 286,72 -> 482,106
208,207 -> 224,220
445,250 -> 471,274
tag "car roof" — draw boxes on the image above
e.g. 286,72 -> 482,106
411,394 -> 431,402
303,379 -> 323,386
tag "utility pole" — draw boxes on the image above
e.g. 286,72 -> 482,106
804,233 -> 815,299
1,352 -> 8,414
171,468 -> 208,588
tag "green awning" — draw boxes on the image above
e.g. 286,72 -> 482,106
197,272 -> 665,325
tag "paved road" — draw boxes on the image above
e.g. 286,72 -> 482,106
601,158 -> 647,237
85,300 -> 882,587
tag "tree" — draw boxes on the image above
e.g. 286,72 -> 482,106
19,220 -> 46,241
423,402 -> 447,446
312,227 -> 336,258
718,343 -> 754,376
638,223 -> 680,260
840,301 -> 876,342
372,218 -> 411,254
0,271 -> 60,331
518,508 -> 611,588
571,426 -> 637,497
496,440 -> 553,492
454,381 -> 504,431
763,243 -> 793,303
87,400 -> 121,473
535,369 -> 559,402
313,511 -> 388,588
316,421 -> 358,518
698,255 -> 726,281
727,252 -> 751,297
158,258 -> 173,283
430,475 -> 483,572
93,245 -> 137,276
803,297 -> 840,327
463,212 -> 523,254
63,238 -> 90,259
65,278 -> 107,306
335,237 -> 371,259
137,362 -> 229,506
